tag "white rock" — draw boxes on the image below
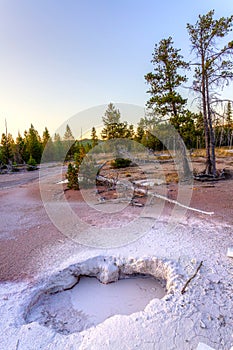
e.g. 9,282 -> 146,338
200,320 -> 207,329
227,247 -> 233,258
196,342 -> 216,350
56,179 -> 68,184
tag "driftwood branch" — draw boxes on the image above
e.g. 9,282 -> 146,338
131,182 -> 148,203
181,261 -> 203,294
96,175 -> 214,215
150,193 -> 214,215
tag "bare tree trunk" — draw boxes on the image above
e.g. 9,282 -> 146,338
169,87 -> 192,178
218,127 -> 224,147
230,131 -> 233,149
201,54 -> 211,174
177,138 -> 192,180
206,76 -> 216,176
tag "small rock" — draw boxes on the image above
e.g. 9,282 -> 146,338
200,320 -> 207,329
211,274 -> 220,284
227,247 -> 233,258
218,314 -> 226,326
196,342 -> 216,350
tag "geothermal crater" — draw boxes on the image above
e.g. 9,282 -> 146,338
24,256 -> 182,335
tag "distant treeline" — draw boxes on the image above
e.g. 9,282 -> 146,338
1,102 -> 233,166
0,124 -> 93,166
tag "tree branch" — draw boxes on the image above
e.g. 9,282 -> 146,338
181,261 -> 203,294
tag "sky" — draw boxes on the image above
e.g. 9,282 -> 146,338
0,0 -> 233,139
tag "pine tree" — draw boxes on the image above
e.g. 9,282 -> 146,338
187,10 -> 233,175
102,103 -> 121,126
101,104 -> 131,140
145,36 -> 188,120
25,124 -> 42,164
53,133 -> 64,161
145,37 -> 192,177
137,117 -> 163,151
15,132 -> 27,164
42,127 -> 50,148
225,102 -> 233,147
127,124 -> 135,139
66,141 -> 87,190
63,124 -> 74,141
66,163 -> 79,190
63,124 -> 75,161
42,127 -> 54,162
134,126 -> 145,143
226,101 -> 232,127
91,127 -> 98,148
1,133 -> 14,164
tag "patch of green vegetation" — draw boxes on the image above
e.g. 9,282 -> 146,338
111,158 -> 131,168
27,156 -> 38,171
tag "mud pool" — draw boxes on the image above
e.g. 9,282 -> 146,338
26,275 -> 166,334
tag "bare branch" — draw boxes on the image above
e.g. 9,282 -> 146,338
181,261 -> 203,294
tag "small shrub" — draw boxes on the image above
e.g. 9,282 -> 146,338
27,156 -> 38,171
111,158 -> 131,168
12,166 -> 20,172
27,156 -> 37,167
66,163 -> 79,190
78,155 -> 98,189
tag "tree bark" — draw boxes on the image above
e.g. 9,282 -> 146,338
201,50 -> 212,174
206,75 -> 216,176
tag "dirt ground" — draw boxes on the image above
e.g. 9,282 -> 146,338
0,156 -> 232,282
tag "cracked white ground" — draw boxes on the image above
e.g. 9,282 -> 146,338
0,164 -> 232,350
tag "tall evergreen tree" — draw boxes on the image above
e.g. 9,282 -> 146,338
225,102 -> 233,147
187,10 -> 233,175
1,133 -> 14,164
63,124 -> 75,160
127,124 -> 135,139
53,133 -> 64,161
134,126 -> 145,143
42,127 -> 54,162
101,103 -> 132,140
137,116 -> 163,151
91,127 -> 98,148
225,101 -> 233,127
145,39 -> 191,177
25,124 -> 42,163
145,36 -> 188,122
63,124 -> 74,141
42,127 -> 51,148
102,103 -> 121,126
15,132 -> 27,164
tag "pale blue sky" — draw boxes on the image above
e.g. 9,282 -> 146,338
0,0 -> 232,138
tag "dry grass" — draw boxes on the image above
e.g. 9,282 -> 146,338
165,173 -> 179,184
191,147 -> 233,158
216,148 -> 233,157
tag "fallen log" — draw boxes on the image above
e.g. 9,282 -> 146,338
149,192 -> 214,215
96,175 -> 214,215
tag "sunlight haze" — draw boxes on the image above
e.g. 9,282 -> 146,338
0,0 -> 232,137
